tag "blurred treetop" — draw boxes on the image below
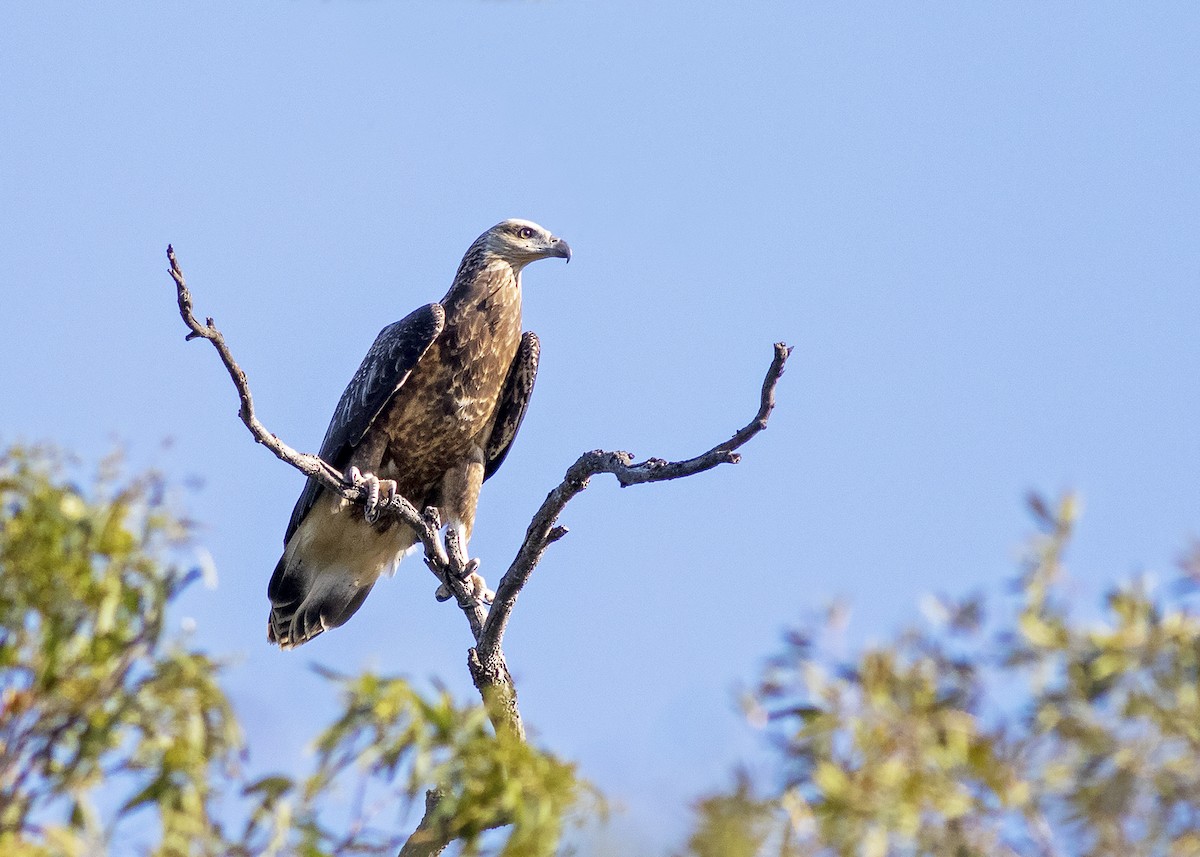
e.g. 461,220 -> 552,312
0,446 -> 584,857
4,444 -> 1198,857
684,497 -> 1200,857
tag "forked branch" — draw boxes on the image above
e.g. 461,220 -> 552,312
166,245 -> 790,857
476,342 -> 791,663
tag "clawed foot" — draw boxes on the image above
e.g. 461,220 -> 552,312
435,557 -> 494,605
348,466 -> 397,524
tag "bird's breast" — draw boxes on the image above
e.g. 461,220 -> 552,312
370,274 -> 522,503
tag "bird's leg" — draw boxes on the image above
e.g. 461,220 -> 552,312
435,519 -> 493,604
467,565 -> 494,605
436,566 -> 494,605
348,466 -> 398,524
433,456 -> 491,604
452,521 -> 493,605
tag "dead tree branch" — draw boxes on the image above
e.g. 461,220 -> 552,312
167,246 -> 347,494
166,246 -> 791,856
476,342 -> 791,665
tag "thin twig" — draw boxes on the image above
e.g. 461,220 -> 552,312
477,342 -> 792,664
167,246 -> 346,492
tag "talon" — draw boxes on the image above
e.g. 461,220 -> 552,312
460,557 -> 480,581
468,572 -> 495,605
348,468 -> 392,524
366,479 -> 398,523
364,478 -> 380,521
434,566 -> 493,606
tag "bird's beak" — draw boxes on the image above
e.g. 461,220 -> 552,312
547,236 -> 572,263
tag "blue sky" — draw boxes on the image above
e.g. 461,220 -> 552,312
2,1 -> 1198,850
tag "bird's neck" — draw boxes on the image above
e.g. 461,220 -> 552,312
442,253 -> 521,311
438,256 -> 524,361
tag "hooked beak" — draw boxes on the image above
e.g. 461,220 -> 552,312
547,236 -> 572,263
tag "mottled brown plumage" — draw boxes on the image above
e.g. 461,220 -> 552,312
267,219 -> 568,648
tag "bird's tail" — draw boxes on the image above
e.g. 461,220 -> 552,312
266,553 -> 375,649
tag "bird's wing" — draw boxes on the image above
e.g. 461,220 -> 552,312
284,303 -> 445,542
483,331 -> 540,482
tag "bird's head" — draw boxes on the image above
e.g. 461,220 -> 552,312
479,219 -> 572,269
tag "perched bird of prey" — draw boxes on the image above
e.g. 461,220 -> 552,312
267,219 -> 570,648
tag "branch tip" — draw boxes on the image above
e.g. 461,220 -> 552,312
480,340 -> 791,670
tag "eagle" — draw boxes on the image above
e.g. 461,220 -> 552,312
267,219 -> 571,648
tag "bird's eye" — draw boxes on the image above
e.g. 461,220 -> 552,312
518,227 -> 535,239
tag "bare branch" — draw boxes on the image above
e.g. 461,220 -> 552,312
167,247 -> 790,856
477,343 -> 792,664
167,245 -> 347,494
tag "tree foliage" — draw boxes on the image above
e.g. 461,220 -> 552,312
0,446 -> 583,857
685,496 -> 1200,857
0,446 -> 239,856
4,443 -> 1199,857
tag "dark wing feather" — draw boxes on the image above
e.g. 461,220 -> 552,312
484,331 -> 540,482
284,303 -> 445,542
